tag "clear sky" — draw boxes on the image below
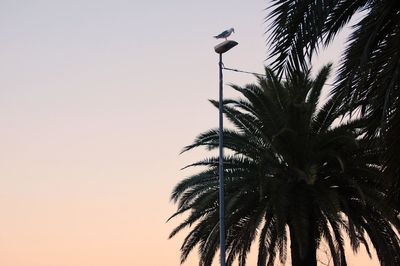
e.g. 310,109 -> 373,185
0,1 -> 377,265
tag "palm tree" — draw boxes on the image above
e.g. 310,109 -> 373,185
266,0 -> 400,201
169,65 -> 400,266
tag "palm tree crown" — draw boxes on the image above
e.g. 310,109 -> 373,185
267,0 -> 400,200
169,65 -> 400,266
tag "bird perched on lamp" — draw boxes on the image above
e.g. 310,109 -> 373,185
214,28 -> 235,40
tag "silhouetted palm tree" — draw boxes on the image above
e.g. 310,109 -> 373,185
266,0 -> 400,201
169,65 -> 400,266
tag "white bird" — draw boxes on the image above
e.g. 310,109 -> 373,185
214,28 -> 235,40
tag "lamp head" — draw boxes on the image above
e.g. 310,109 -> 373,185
214,40 -> 238,54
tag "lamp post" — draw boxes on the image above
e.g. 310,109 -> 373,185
214,40 -> 238,266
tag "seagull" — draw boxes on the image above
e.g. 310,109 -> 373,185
214,28 -> 235,40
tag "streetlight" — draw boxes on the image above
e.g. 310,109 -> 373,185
214,39 -> 238,266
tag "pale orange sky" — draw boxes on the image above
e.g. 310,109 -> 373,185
0,1 -> 378,265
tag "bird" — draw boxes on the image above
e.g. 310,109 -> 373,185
214,28 -> 235,40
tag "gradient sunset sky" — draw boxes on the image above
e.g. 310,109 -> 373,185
0,1 -> 378,265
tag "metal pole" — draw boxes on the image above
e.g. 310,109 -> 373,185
218,53 -> 226,266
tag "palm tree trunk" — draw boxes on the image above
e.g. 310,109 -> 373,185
288,219 -> 317,266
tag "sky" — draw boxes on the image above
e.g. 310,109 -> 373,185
0,1 -> 378,265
